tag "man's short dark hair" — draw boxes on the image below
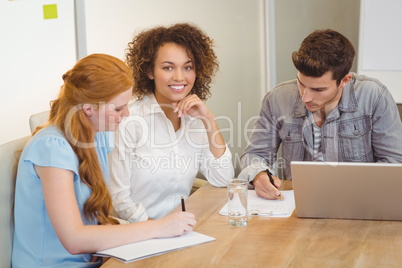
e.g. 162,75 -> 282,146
292,29 -> 355,85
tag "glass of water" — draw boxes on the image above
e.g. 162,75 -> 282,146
227,179 -> 248,227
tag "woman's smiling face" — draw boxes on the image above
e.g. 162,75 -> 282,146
148,42 -> 196,105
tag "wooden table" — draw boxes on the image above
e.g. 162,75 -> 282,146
102,181 -> 402,267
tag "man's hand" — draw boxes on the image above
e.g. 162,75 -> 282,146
252,171 -> 283,200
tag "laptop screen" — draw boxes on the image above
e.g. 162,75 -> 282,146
290,161 -> 402,221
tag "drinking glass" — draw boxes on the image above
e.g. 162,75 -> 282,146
227,179 -> 248,227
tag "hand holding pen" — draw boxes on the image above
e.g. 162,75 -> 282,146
153,197 -> 195,238
252,169 -> 283,200
265,169 -> 283,200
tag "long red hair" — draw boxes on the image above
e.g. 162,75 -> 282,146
35,54 -> 133,225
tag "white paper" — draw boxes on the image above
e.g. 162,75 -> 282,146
95,231 -> 215,263
219,190 -> 295,217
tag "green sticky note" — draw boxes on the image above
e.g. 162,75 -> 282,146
43,4 -> 58,20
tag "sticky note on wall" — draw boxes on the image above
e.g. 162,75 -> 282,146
43,4 -> 58,20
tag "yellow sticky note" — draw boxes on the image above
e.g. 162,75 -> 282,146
43,4 -> 58,20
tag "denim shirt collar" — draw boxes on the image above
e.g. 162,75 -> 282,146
337,75 -> 359,113
292,94 -> 308,118
291,74 -> 358,119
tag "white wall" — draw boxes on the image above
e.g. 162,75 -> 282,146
0,0 -> 77,145
81,0 -> 270,172
274,0 -> 361,84
1,0 -> 270,174
358,0 -> 402,103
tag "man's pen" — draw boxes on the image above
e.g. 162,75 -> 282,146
265,169 -> 283,200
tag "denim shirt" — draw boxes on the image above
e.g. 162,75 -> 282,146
239,73 -> 402,181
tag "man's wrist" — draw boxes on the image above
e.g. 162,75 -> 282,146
251,171 -> 266,187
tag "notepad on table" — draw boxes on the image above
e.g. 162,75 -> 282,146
219,190 -> 295,217
95,231 -> 215,263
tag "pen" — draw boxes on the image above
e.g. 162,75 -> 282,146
181,196 -> 186,211
265,169 -> 283,200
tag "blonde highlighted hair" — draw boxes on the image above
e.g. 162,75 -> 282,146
35,54 -> 133,225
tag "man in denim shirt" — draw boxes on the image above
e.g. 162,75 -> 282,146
239,29 -> 402,200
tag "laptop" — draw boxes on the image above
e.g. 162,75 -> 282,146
290,161 -> 402,221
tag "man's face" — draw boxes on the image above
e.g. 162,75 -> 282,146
296,71 -> 349,113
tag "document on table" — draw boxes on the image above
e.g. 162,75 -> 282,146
95,231 -> 215,263
219,190 -> 295,217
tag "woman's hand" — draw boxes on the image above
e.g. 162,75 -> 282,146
173,94 -> 226,159
154,211 -> 196,238
173,94 -> 213,120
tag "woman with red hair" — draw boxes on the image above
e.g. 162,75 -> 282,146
12,54 -> 195,267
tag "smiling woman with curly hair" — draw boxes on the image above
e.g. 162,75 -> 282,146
126,23 -> 219,100
109,23 -> 234,222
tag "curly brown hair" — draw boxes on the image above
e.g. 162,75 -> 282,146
292,29 -> 355,86
125,23 -> 219,100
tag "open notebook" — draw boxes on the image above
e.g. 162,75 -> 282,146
95,231 -> 215,263
219,190 -> 295,217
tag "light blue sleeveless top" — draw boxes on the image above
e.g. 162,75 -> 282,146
12,126 -> 113,268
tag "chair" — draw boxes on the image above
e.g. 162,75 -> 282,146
190,178 -> 207,195
29,110 -> 50,133
0,136 -> 30,268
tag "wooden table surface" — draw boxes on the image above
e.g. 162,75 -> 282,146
102,181 -> 402,268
